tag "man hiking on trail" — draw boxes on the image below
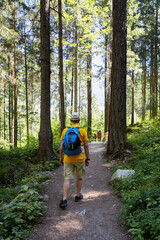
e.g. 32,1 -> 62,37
59,112 -> 90,209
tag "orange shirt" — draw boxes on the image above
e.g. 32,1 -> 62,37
60,123 -> 88,162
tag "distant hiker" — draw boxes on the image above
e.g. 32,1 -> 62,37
88,131 -> 91,138
59,112 -> 90,209
97,131 -> 102,141
94,133 -> 97,141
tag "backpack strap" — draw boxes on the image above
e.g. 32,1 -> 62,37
67,127 -> 80,129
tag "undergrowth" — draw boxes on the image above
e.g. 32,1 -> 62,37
0,188 -> 44,240
112,119 -> 160,240
0,138 -> 60,239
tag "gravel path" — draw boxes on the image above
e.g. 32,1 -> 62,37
29,142 -> 133,240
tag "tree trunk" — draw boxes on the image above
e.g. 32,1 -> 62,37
38,0 -> 53,162
31,76 -> 34,136
142,36 -> 146,121
159,83 -> 160,111
8,53 -> 13,148
150,38 -> 154,119
9,84 -> 13,149
79,73 -> 81,115
104,34 -> 108,133
4,88 -> 6,143
74,1 -> 78,112
107,0 -> 127,155
107,40 -> 112,132
154,1 -> 158,118
25,36 -> 29,144
14,83 -> 18,148
131,70 -> 134,125
71,66 -> 74,114
0,91 -> 2,140
65,65 -> 68,118
11,85 -> 14,149
58,0 -> 65,134
131,40 -> 135,125
14,10 -> 18,148
87,47 -> 92,138
9,84 -> 11,146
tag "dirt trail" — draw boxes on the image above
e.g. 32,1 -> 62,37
30,142 -> 133,240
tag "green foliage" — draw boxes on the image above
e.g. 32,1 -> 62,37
0,134 -> 60,186
0,189 -> 43,240
51,119 -> 61,141
0,134 -> 59,206
0,140 -> 60,239
92,111 -> 105,140
121,187 -> 160,240
112,120 -> 160,240
0,139 -> 38,185
0,160 -> 59,204
0,187 -> 19,205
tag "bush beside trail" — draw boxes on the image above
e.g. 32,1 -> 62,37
0,189 -> 44,240
112,120 -> 160,240
0,138 -> 60,239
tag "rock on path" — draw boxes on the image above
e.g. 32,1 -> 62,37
29,142 -> 133,240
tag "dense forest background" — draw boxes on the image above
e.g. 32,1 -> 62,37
0,0 -> 159,150
0,1 -> 160,239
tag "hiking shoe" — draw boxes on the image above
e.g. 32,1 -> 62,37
75,194 -> 83,202
59,199 -> 67,209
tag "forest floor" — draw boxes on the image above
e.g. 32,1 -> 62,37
29,142 -> 133,240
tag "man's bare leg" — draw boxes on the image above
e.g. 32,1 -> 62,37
76,179 -> 82,196
63,179 -> 70,200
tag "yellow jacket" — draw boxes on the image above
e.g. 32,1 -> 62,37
60,123 -> 88,162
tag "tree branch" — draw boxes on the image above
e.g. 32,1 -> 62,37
50,7 -> 65,19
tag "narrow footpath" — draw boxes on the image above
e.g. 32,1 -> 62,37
29,142 -> 133,240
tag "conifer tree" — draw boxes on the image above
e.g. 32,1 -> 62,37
107,0 -> 127,155
38,0 -> 53,161
58,0 -> 65,133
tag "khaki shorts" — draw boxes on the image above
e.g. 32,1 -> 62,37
64,162 -> 85,180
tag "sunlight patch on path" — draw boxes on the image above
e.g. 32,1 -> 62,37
89,142 -> 105,153
54,213 -> 84,238
84,190 -> 110,200
102,163 -> 112,168
55,218 -> 83,231
90,147 -> 105,153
